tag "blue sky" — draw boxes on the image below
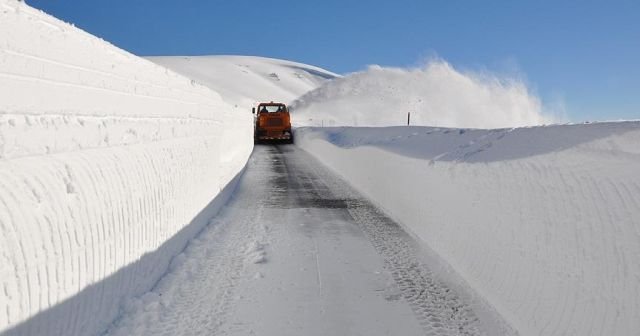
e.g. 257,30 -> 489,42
28,0 -> 639,121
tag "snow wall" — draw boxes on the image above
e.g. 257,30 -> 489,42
0,1 -> 252,335
297,123 -> 640,336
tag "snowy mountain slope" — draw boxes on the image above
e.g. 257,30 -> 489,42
147,55 -> 339,109
0,1 -> 251,335
296,122 -> 640,336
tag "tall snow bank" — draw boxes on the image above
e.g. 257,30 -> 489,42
296,122 -> 640,335
291,61 -> 557,128
0,1 -> 252,335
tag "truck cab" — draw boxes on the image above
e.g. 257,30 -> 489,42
253,102 -> 293,144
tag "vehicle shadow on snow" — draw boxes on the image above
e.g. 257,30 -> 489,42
0,169 -> 246,336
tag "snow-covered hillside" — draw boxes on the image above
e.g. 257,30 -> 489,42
0,1 -> 252,335
147,56 -> 558,131
296,122 -> 640,335
147,55 -> 339,109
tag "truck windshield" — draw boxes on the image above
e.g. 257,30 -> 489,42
259,105 -> 286,113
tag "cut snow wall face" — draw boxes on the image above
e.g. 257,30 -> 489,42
0,1 -> 253,335
296,125 -> 640,336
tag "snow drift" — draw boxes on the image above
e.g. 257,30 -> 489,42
296,122 -> 640,335
0,1 -> 251,335
291,61 -> 557,128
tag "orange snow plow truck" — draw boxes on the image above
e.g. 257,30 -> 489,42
252,102 -> 293,144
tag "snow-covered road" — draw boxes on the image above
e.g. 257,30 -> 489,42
105,145 -> 491,336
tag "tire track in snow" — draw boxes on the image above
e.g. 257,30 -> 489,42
290,147 -> 486,336
105,145 -> 487,335
346,204 -> 483,336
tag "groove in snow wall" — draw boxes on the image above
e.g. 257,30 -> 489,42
0,1 -> 253,335
296,125 -> 640,336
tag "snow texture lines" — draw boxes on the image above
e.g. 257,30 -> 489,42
0,1 -> 253,335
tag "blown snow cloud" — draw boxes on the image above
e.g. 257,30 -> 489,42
291,60 -> 557,129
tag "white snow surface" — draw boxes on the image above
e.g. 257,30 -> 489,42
291,61 -> 558,128
3,0 -> 640,335
296,122 -> 640,336
0,1 -> 253,335
104,145 -> 440,336
147,55 -> 339,109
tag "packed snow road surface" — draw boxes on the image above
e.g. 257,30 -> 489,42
106,145 -> 489,336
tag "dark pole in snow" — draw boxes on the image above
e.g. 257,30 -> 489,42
407,112 -> 410,126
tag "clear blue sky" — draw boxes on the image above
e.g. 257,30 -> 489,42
28,0 -> 639,121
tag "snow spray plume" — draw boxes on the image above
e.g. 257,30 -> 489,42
290,60 -> 558,129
